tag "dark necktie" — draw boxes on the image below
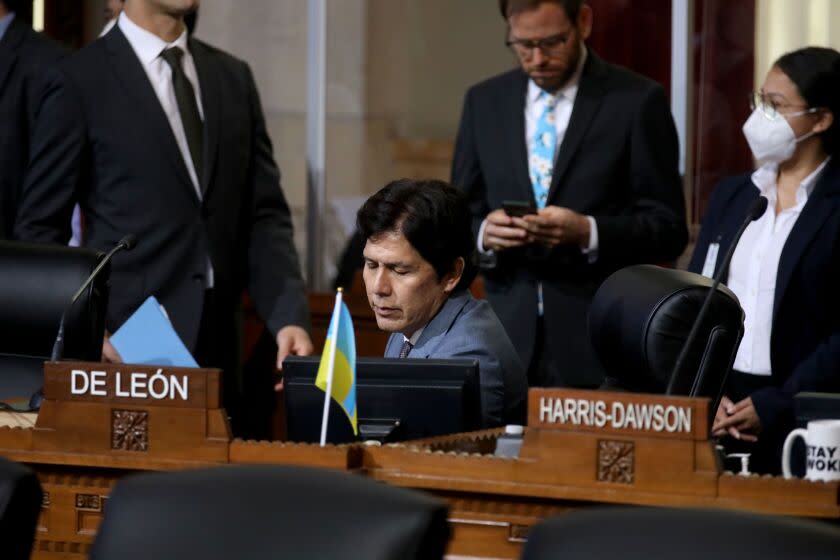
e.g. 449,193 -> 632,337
398,339 -> 413,358
160,47 -> 203,186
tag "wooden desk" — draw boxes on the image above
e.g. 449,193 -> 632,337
1,372 -> 837,559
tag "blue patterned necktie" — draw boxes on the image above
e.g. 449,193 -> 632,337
529,92 -> 558,208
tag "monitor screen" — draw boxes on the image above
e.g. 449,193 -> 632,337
282,356 -> 482,444
0,353 -> 44,408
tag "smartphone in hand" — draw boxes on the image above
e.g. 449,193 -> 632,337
502,200 -> 537,218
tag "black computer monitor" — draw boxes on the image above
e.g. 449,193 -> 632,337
0,354 -> 44,409
282,356 -> 482,444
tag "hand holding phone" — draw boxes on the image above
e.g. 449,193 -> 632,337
502,200 -> 536,218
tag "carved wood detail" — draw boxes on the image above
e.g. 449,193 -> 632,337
34,539 -> 91,555
111,409 -> 149,451
445,494 -> 575,520
75,493 -> 101,511
597,440 -> 635,484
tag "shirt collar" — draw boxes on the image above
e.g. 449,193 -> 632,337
118,11 -> 189,66
751,156 -> 831,204
402,326 -> 425,347
527,44 -> 588,104
0,12 -> 15,42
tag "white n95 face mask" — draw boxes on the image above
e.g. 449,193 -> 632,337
742,108 -> 814,164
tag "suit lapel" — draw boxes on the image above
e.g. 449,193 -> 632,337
547,53 -> 605,202
104,27 -> 198,205
383,334 -> 398,357
773,161 -> 840,320
190,38 -> 220,198
506,72 -> 537,205
0,49 -> 16,93
411,292 -> 471,358
0,19 -> 26,92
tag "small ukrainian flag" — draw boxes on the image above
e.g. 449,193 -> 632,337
315,289 -> 357,440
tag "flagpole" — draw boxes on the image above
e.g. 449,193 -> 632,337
319,288 -> 343,446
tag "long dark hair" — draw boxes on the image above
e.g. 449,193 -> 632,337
775,46 -> 840,156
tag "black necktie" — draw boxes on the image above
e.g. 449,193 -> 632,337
398,339 -> 413,359
160,47 -> 203,186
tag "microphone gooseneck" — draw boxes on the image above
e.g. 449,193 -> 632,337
667,196 -> 768,395
69,235 -> 137,304
34,235 -> 138,411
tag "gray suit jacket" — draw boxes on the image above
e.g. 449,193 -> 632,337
384,290 -> 527,427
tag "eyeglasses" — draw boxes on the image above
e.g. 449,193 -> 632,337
506,32 -> 572,58
750,91 -> 818,121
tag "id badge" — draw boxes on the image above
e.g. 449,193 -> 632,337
701,242 -> 719,278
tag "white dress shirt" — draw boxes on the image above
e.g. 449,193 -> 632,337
478,46 -> 598,258
728,157 -> 829,375
402,326 -> 425,349
118,12 -> 213,286
118,12 -> 204,194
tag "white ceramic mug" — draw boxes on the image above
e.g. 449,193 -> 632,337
782,419 -> 840,481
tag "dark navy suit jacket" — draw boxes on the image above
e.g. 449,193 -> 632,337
688,159 -> 840,432
452,52 -> 687,387
15,26 -> 308,354
0,17 -> 66,239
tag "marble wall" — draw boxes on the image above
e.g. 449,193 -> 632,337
194,0 -> 510,284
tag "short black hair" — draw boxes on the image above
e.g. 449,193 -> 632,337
775,46 -> 840,156
498,0 -> 584,22
356,178 -> 476,291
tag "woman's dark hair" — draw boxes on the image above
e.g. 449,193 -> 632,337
356,178 -> 476,291
775,46 -> 840,155
498,0 -> 584,22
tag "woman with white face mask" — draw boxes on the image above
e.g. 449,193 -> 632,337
688,46 -> 840,475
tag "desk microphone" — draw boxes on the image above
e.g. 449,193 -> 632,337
28,234 -> 137,411
667,196 -> 768,395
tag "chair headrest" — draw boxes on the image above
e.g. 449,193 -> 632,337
91,464 -> 450,560
0,241 -> 107,360
589,265 -> 743,394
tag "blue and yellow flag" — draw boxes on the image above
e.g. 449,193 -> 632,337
315,298 -> 357,434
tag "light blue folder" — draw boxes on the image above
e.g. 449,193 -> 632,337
110,296 -> 198,367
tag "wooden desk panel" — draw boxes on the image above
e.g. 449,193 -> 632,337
1,388 -> 838,559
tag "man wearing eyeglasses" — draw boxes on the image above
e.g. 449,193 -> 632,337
451,0 -> 688,389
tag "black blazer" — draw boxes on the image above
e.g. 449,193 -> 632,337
451,52 -> 687,386
14,27 -> 308,351
688,160 -> 840,431
0,17 -> 66,239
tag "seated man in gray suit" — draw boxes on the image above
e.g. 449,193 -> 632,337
356,178 -> 528,427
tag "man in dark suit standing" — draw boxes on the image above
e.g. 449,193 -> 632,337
0,0 -> 66,239
452,0 -> 688,389
15,0 -> 313,430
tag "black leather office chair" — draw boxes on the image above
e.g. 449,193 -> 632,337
0,456 -> 43,559
521,506 -> 840,560
0,241 -> 108,401
90,464 -> 450,560
589,265 -> 743,412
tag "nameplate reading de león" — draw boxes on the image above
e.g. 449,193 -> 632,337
70,368 -> 189,401
42,361 -> 220,410
528,389 -> 708,440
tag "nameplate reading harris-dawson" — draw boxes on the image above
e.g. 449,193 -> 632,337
42,361 -> 221,409
527,388 -> 709,440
